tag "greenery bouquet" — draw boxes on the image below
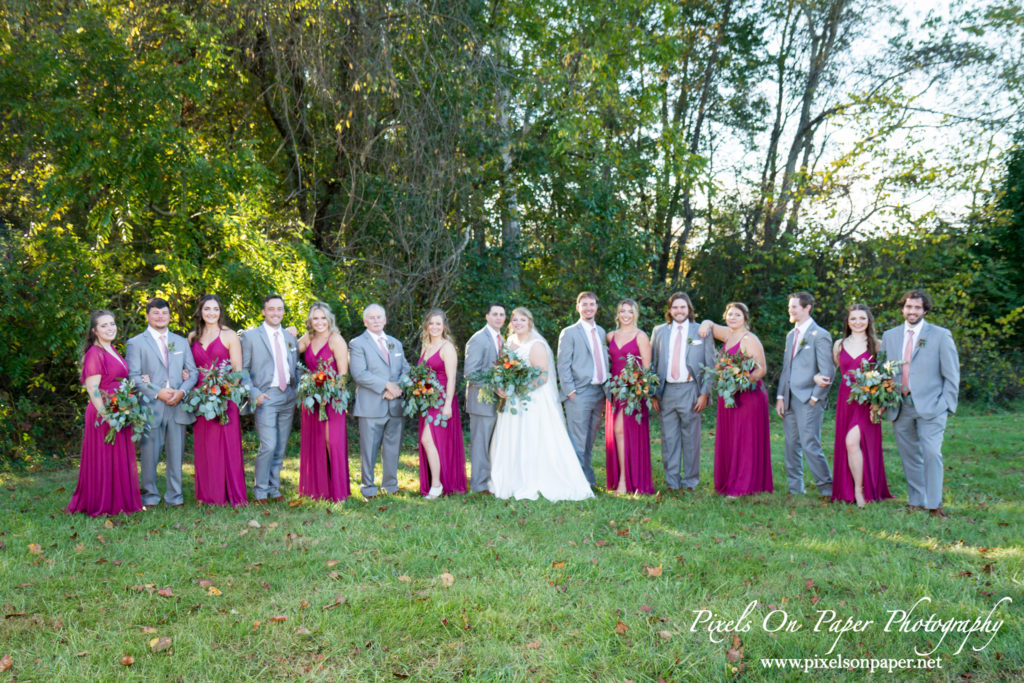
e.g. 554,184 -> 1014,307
845,358 -> 904,423
400,363 -> 447,426
467,346 -> 542,414
703,351 -> 759,408
604,354 -> 660,423
96,378 -> 154,444
182,361 -> 248,424
296,360 -> 351,421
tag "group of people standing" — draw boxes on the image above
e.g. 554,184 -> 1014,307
66,287 -> 960,518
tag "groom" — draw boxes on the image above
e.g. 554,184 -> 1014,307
464,303 -> 506,493
882,290 -> 960,517
241,294 -> 299,503
127,297 -> 197,508
556,291 -> 608,487
775,291 -> 834,498
349,303 -> 409,498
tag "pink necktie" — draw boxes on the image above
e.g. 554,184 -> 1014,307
495,332 -> 502,354
791,328 -> 800,360
591,327 -> 605,383
158,334 -> 169,368
670,325 -> 683,381
377,336 -> 391,365
274,331 -> 287,391
901,329 -> 914,395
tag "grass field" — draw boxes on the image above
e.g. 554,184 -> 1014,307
1,408 -> 1021,681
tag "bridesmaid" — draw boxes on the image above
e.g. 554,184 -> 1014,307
297,302 -> 350,501
188,294 -> 247,506
699,303 -> 774,496
67,311 -> 144,516
604,298 -> 655,495
817,304 -> 892,507
417,308 -> 467,499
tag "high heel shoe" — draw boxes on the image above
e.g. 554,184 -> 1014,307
426,484 -> 443,500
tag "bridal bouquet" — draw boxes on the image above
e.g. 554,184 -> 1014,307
845,357 -> 904,423
703,351 -> 759,408
182,360 -> 248,424
467,347 -> 542,414
399,363 -> 447,426
604,354 -> 660,423
96,378 -> 154,444
296,359 -> 351,421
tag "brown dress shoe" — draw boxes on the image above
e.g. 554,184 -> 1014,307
253,498 -> 268,505
270,496 -> 285,503
928,508 -> 948,518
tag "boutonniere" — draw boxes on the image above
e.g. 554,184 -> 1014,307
798,338 -> 809,350
387,342 -> 395,351
916,337 -> 927,349
167,341 -> 177,353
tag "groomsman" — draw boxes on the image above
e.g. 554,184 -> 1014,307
882,290 -> 960,517
775,291 -> 834,498
241,295 -> 299,503
127,297 -> 197,507
650,292 -> 714,491
556,291 -> 608,487
464,303 -> 507,493
349,303 -> 409,498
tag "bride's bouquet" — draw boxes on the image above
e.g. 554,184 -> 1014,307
296,359 -> 351,421
702,350 -> 759,408
604,354 -> 660,423
399,363 -> 448,426
845,357 -> 904,423
468,346 -> 542,414
96,378 -> 154,444
182,360 -> 248,424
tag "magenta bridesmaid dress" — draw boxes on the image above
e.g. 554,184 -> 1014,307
604,335 -> 655,494
417,349 -> 467,495
298,343 -> 350,501
191,337 -> 248,506
831,348 -> 892,503
712,337 -> 774,496
67,346 -> 143,516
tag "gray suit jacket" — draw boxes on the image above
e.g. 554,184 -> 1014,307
882,321 -> 960,420
240,325 -> 299,403
556,320 -> 608,401
650,322 -> 714,399
126,330 -> 198,425
349,330 -> 409,418
777,320 -> 834,408
464,325 -> 501,416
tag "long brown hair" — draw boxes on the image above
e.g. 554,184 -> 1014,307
843,304 -> 880,357
191,294 -> 228,342
419,308 -> 456,350
82,309 -> 116,362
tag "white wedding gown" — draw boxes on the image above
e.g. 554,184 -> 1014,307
488,336 -> 595,502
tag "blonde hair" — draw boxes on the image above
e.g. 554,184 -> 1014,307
616,298 -> 640,328
305,301 -> 339,334
509,307 -> 536,336
419,308 -> 456,349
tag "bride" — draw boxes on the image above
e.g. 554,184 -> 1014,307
488,307 -> 594,502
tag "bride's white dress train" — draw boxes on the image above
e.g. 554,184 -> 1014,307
488,337 -> 594,502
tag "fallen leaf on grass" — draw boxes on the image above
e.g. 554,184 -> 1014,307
149,636 -> 172,653
640,605 -> 653,613
658,630 -> 673,640
207,586 -> 221,596
295,627 -> 312,636
271,615 -> 287,622
247,520 -> 261,528
75,651 -> 88,657
439,573 -> 455,587
726,634 -> 744,662
326,560 -> 339,567
28,543 -> 42,555
199,580 -> 213,588
614,621 -> 628,635
596,540 -> 608,547
552,561 -> 565,569
525,641 -> 541,650
157,587 -> 174,598
103,520 -> 114,529
141,627 -> 157,634
0,654 -> 11,671
616,528 -> 630,537
322,595 -> 347,610
398,576 -> 411,582
646,565 -> 662,577
120,654 -> 134,666
955,571 -> 972,578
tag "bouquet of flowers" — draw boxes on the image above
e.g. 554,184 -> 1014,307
296,360 -> 351,421
702,350 -> 759,408
845,357 -> 904,423
96,378 -> 154,444
467,346 -> 542,414
399,363 -> 447,426
604,354 -> 660,424
182,361 -> 248,424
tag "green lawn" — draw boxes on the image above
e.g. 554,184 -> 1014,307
1,409 -> 1021,681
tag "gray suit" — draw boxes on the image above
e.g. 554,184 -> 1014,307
349,330 -> 410,497
650,321 -> 714,489
127,329 -> 197,506
556,320 -> 608,486
882,321 -> 960,510
241,325 -> 299,500
464,325 -> 502,492
776,320 -> 834,495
